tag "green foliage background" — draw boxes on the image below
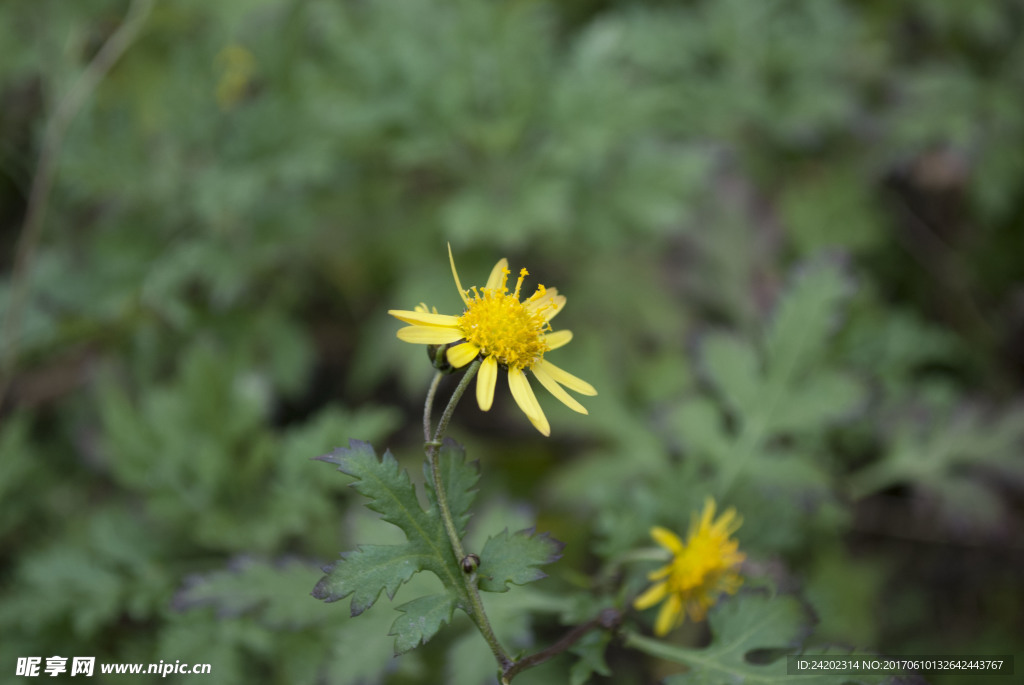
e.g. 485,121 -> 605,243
1,0 -> 1022,683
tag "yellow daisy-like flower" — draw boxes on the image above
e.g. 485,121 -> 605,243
634,498 -> 745,636
388,245 -> 597,436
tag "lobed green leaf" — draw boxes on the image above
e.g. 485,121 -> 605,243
389,593 -> 458,655
312,545 -> 429,615
626,593 -> 885,685
316,440 -> 434,540
314,439 -> 475,654
477,528 -> 564,593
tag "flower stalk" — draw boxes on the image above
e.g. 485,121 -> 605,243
423,361 -> 513,671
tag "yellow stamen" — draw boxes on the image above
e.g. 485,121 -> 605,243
513,268 -> 529,298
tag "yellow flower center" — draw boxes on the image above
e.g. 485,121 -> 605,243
670,535 -> 741,594
457,267 -> 553,370
664,523 -> 743,621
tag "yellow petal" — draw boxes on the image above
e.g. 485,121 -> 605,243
485,258 -> 509,291
476,356 -> 498,411
699,497 -> 717,531
650,526 -> 686,555
446,342 -> 480,368
715,508 -> 743,536
397,326 -> 464,344
533,360 -> 597,396
544,293 -> 567,321
448,243 -> 470,307
532,364 -> 588,414
654,593 -> 684,637
633,581 -> 668,610
648,564 -> 673,581
543,329 -> 573,351
508,367 -> 550,436
388,309 -> 461,327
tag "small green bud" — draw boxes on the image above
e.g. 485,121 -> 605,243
427,344 -> 458,374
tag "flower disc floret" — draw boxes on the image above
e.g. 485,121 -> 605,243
457,268 -> 552,371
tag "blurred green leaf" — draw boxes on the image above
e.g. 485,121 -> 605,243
626,593 -> 884,685
764,259 -> 853,382
0,507 -> 171,638
681,259 -> 865,502
569,630 -> 613,685
849,401 -> 1024,530
175,557 -> 334,629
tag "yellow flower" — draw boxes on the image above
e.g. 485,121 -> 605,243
634,498 -> 745,636
388,245 -> 597,436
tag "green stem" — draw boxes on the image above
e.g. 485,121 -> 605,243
430,360 -> 479,447
424,361 -> 512,671
424,371 -> 443,443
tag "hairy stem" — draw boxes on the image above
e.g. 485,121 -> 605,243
424,370 -> 443,443
429,360 -> 479,448
424,361 -> 512,670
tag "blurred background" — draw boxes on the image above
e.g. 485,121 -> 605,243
1,0 -> 1022,683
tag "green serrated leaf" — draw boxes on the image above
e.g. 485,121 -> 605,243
314,439 -> 450,567
317,440 -> 429,537
626,593 -> 885,685
389,593 -> 457,654
477,528 -> 563,593
311,545 -> 428,615
425,438 -> 480,539
314,439 -> 470,653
